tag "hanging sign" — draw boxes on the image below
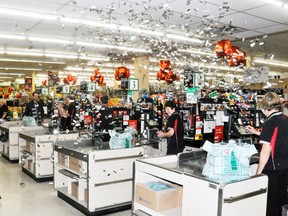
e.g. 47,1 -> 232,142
186,87 -> 198,104
62,85 -> 70,94
41,87 -> 49,95
87,82 -> 96,93
128,78 -> 139,91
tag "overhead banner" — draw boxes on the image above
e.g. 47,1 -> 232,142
243,66 -> 269,83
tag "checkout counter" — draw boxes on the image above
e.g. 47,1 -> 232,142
0,121 -> 43,162
53,136 -> 165,215
132,150 -> 267,216
18,129 -> 79,182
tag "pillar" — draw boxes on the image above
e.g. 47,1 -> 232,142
133,56 -> 150,102
32,71 -> 36,92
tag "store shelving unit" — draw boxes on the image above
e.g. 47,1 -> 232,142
132,152 -> 268,216
18,129 -> 79,182
0,121 -> 43,163
54,138 -> 162,215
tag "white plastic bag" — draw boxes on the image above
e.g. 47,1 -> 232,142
108,130 -> 132,149
202,140 -> 257,181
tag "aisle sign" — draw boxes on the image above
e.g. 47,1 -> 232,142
186,87 -> 198,104
128,78 -> 139,91
62,85 -> 70,94
41,87 -> 48,95
87,82 -> 96,92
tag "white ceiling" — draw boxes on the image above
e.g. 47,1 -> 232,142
0,0 -> 288,85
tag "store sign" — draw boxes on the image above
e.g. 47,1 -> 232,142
62,85 -> 70,94
87,82 -> 96,92
41,87 -> 49,95
186,87 -> 198,104
128,78 -> 139,91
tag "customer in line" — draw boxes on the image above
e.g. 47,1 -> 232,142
0,99 -> 8,120
246,92 -> 288,216
63,96 -> 75,130
157,100 -> 185,155
24,92 -> 44,124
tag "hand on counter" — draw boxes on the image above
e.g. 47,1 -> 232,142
245,125 -> 261,136
157,130 -> 165,138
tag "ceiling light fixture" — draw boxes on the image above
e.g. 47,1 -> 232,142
254,59 -> 288,68
0,58 -> 66,64
0,67 -> 42,71
0,7 -> 203,45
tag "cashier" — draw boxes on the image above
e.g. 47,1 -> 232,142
0,99 -> 8,120
246,92 -> 288,216
157,100 -> 185,155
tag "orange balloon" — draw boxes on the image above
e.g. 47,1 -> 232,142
159,60 -> 171,70
215,39 -> 232,58
90,75 -> 96,82
98,75 -> 104,84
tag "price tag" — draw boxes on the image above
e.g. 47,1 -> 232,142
128,78 -> 139,91
41,87 -> 48,95
87,82 -> 96,92
62,85 -> 70,94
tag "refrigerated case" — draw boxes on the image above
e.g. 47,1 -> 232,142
132,151 -> 268,216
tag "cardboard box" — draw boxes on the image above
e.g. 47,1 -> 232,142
26,141 -> 34,153
84,188 -> 88,203
135,182 -> 182,212
57,152 -> 68,167
69,156 -> 82,173
27,160 -> 34,173
71,181 -> 79,199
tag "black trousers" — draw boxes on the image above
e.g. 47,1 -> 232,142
263,168 -> 288,216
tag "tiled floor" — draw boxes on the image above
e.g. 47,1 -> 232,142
0,155 -> 131,216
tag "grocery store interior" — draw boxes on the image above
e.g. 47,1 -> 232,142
0,0 -> 288,216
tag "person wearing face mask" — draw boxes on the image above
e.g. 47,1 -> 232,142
157,100 -> 185,155
245,92 -> 288,216
24,92 -> 44,124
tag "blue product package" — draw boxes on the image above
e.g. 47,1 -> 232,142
145,182 -> 176,192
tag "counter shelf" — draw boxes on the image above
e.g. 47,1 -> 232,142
18,129 -> 79,182
53,138 -> 164,216
132,151 -> 267,216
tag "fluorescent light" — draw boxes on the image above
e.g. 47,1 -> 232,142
0,8 -> 203,45
0,33 -> 26,40
0,58 -> 65,64
166,34 -> 203,44
179,49 -> 214,56
5,50 -> 44,57
0,72 -> 25,75
0,8 -> 57,20
44,53 -> 77,59
254,59 -> 288,68
0,67 -> 42,71
29,36 -> 73,44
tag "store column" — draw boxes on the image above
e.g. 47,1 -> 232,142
133,57 -> 150,102
32,71 -> 36,92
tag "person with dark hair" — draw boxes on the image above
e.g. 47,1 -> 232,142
157,100 -> 185,155
99,96 -> 113,131
63,97 -> 75,130
24,92 -> 44,123
246,92 -> 288,216
0,99 -> 8,120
